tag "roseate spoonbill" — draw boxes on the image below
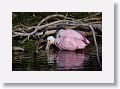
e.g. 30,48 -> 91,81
46,29 -> 90,51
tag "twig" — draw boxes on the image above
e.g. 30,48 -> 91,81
89,25 -> 102,69
12,13 -> 17,20
37,14 -> 73,26
21,38 -> 28,43
82,12 -> 102,20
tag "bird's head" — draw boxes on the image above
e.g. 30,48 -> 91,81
46,36 -> 55,50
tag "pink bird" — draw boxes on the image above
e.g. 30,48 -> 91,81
46,29 -> 90,51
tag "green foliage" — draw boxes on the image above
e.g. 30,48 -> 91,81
12,12 -> 99,26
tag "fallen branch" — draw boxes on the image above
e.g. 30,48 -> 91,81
37,14 -> 74,26
13,20 -> 101,37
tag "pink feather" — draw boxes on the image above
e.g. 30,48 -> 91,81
55,29 -> 90,51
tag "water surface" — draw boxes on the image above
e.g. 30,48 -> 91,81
12,37 -> 102,71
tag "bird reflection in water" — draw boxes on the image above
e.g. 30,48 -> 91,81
46,50 -> 88,71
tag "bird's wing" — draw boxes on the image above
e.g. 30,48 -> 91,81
55,36 -> 77,50
65,30 -> 84,40
56,29 -> 65,38
56,29 -> 90,44
69,30 -> 90,44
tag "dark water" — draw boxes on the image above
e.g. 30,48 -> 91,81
12,37 -> 102,71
